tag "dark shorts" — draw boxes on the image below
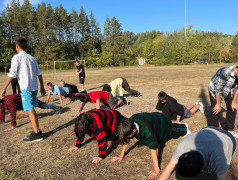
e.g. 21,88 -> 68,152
182,105 -> 193,119
64,89 -> 73,98
79,75 -> 85,84
104,92 -> 117,109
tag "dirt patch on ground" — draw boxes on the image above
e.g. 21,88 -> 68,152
0,64 -> 237,179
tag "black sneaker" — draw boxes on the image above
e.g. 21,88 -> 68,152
24,131 -> 43,143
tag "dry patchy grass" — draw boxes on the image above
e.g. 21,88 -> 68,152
0,64 -> 238,179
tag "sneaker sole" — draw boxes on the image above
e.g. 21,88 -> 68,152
24,138 -> 43,143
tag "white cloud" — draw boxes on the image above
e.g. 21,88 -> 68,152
2,0 -> 42,10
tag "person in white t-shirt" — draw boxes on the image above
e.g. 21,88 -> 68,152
1,37 -> 46,143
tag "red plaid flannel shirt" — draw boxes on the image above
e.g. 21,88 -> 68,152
0,94 -> 23,126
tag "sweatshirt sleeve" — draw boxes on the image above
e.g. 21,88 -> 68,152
95,127 -> 108,159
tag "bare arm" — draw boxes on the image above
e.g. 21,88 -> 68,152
96,98 -> 100,109
46,94 -> 51,104
213,95 -> 221,115
148,149 -> 160,179
75,102 -> 86,117
217,171 -> 228,180
232,90 -> 238,111
58,94 -> 63,107
1,76 -> 13,97
111,144 -> 128,162
176,115 -> 181,122
38,75 -> 46,96
158,110 -> 163,113
159,157 -> 177,180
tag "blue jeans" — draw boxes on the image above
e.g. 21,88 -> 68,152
36,99 -> 61,111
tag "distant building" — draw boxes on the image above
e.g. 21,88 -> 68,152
138,58 -> 145,65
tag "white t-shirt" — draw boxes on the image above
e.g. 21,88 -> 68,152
173,127 -> 234,176
8,51 -> 42,91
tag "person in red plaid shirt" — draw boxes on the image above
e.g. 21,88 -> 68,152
0,94 -> 62,131
0,94 -> 23,131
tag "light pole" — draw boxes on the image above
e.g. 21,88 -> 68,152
185,0 -> 186,41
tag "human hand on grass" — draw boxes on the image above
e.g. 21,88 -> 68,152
68,146 -> 79,152
111,156 -> 123,162
148,169 -> 160,179
4,126 -> 15,132
92,157 -> 102,163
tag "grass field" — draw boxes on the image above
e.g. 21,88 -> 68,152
0,64 -> 238,180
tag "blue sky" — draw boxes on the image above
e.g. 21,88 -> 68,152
1,0 -> 238,35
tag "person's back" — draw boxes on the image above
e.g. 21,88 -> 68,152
173,127 -> 235,175
129,112 -> 172,147
108,78 -> 123,97
65,83 -> 79,93
88,91 -> 109,103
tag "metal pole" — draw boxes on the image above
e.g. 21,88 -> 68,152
185,0 -> 186,41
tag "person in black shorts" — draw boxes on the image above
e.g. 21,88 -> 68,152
60,80 -> 79,93
75,60 -> 85,92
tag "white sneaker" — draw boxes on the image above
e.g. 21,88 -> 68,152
183,123 -> 190,136
228,131 -> 238,139
198,102 -> 204,114
195,102 -> 199,105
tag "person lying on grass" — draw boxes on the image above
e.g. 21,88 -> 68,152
158,127 -> 236,180
75,91 -> 126,117
111,112 -> 189,179
68,109 -> 125,163
0,94 -> 62,131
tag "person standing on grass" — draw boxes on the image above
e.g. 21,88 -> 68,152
102,78 -> 142,97
0,94 -> 62,132
158,127 -> 236,180
75,60 -> 85,92
1,37 -> 46,143
68,109 -> 125,163
208,66 -> 238,139
156,91 -> 204,122
76,91 -> 126,117
111,112 -> 189,179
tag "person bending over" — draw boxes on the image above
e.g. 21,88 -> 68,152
76,91 -> 125,117
158,127 -> 236,180
68,109 -> 125,163
111,112 -> 189,179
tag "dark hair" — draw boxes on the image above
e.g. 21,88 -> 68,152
177,151 -> 204,177
0,99 -> 3,103
16,37 -> 27,50
74,114 -> 93,142
47,82 -> 53,86
75,60 -> 79,63
79,94 -> 90,102
117,118 -> 136,144
102,84 -> 112,93
158,91 -> 168,101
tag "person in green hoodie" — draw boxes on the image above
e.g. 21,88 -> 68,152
111,112 -> 189,179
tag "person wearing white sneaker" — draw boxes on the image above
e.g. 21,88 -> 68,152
208,66 -> 238,137
158,127 -> 236,180
156,91 -> 202,123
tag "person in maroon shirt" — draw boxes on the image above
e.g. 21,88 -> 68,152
0,94 -> 23,131
68,109 -> 125,163
76,91 -> 124,117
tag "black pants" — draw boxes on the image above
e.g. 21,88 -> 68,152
121,78 -> 139,95
11,78 -> 21,94
209,92 -> 236,131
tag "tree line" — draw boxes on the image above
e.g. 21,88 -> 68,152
0,0 -> 238,71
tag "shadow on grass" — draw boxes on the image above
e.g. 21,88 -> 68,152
199,85 -> 226,129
